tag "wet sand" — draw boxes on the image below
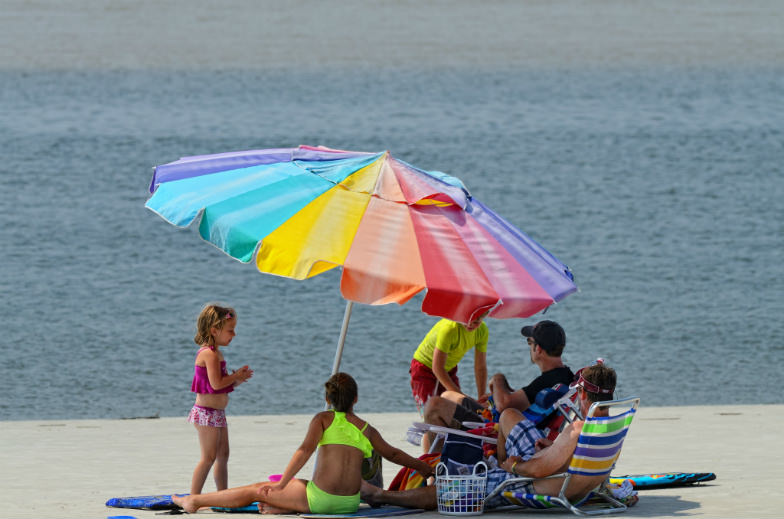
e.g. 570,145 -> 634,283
2,404 -> 782,518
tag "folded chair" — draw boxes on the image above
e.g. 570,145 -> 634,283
484,396 -> 640,516
407,422 -> 498,454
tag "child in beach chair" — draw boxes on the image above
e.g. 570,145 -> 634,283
172,372 -> 435,515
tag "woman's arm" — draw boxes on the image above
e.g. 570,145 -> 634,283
274,414 -> 325,489
366,425 -> 435,478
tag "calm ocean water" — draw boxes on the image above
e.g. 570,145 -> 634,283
2,4 -> 783,420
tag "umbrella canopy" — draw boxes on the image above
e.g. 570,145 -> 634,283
147,145 -> 576,327
147,145 -> 577,375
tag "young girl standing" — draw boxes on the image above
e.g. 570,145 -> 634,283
188,304 -> 253,495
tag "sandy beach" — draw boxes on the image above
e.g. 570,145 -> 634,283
2,404 -> 782,518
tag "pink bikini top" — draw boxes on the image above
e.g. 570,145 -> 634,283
191,347 -> 234,394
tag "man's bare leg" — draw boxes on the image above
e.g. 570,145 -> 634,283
440,392 -> 486,421
422,397 -> 462,452
424,397 -> 464,429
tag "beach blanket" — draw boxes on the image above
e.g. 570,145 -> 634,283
387,452 -> 440,491
300,505 -> 424,518
210,503 -> 423,517
105,494 -> 183,510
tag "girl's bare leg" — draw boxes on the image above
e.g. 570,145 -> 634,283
496,408 -> 524,463
257,478 -> 310,514
191,424 -> 221,494
173,482 -> 266,514
422,431 -> 433,453
360,481 -> 437,510
213,425 -> 230,490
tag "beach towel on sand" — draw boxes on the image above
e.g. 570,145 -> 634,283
210,503 -> 423,517
388,452 -> 440,491
105,494 -> 183,510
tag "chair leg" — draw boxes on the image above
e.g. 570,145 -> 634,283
567,489 -> 628,516
427,432 -> 445,454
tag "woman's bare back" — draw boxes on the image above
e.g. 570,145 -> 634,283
310,411 -> 371,496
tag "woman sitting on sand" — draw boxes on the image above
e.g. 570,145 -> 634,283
173,372 -> 435,514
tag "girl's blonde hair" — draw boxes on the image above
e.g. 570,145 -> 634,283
194,304 -> 236,347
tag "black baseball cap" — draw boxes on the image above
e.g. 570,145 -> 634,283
521,320 -> 566,352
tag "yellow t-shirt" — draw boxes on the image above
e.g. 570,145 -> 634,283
412,319 -> 488,371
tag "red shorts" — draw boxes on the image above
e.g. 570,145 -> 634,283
409,359 -> 459,411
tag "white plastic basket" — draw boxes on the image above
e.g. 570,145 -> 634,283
435,461 -> 487,516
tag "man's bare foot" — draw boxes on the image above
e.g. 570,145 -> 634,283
171,494 -> 198,514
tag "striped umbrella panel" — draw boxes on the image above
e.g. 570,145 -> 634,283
146,146 -> 577,324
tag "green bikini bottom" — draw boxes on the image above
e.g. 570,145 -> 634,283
306,480 -> 360,515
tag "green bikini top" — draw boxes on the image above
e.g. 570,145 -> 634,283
318,410 -> 374,458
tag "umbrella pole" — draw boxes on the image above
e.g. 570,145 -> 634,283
331,300 -> 354,375
325,301 -> 354,411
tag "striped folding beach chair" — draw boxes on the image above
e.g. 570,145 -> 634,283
484,396 -> 640,516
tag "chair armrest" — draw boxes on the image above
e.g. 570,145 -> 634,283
485,472 -> 568,501
418,424 -> 498,444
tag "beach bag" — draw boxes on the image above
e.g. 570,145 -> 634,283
440,433 -> 484,475
362,449 -> 383,488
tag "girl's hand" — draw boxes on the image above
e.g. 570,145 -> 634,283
234,365 -> 253,384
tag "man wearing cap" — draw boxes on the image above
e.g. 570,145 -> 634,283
420,320 -> 574,449
489,320 -> 574,413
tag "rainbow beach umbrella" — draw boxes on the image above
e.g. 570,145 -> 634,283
146,145 -> 577,372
